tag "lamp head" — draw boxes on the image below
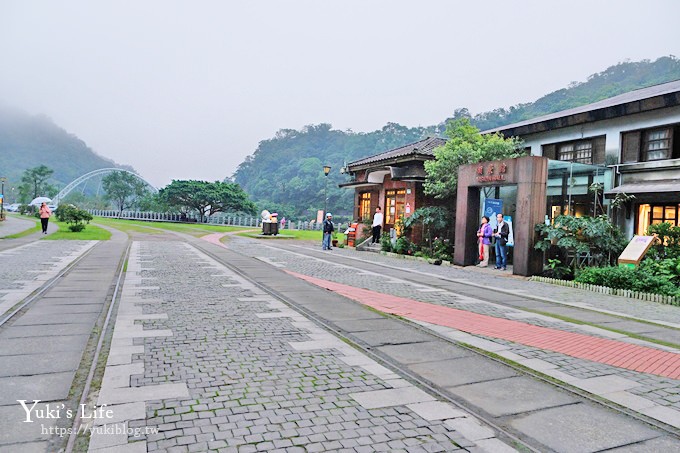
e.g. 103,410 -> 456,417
323,165 -> 331,176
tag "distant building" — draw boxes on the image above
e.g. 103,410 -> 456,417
340,137 -> 447,241
486,79 -> 680,238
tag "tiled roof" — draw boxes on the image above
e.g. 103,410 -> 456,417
348,137 -> 447,168
483,79 -> 680,135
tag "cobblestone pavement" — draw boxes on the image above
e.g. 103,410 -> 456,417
287,241 -> 680,326
223,238 -> 680,418
94,240 -> 516,452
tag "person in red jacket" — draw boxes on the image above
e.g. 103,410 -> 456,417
39,202 -> 52,234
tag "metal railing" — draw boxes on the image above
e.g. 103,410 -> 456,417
88,210 -> 345,231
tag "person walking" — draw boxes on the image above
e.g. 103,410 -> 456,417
322,213 -> 334,250
476,215 -> 492,267
371,206 -> 383,244
39,202 -> 52,234
494,213 -> 510,270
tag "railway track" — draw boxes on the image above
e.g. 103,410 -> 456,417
189,236 -> 680,451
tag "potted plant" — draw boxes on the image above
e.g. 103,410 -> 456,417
331,232 -> 339,248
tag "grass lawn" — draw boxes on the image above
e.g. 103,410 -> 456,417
92,217 -> 252,237
93,217 -> 165,235
43,220 -> 112,240
237,229 -> 324,241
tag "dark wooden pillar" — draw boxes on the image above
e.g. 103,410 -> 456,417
454,184 -> 480,266
514,157 -> 548,275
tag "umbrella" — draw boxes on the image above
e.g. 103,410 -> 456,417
29,197 -> 52,206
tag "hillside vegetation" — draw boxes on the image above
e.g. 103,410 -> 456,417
234,56 -> 680,219
0,106 -> 132,198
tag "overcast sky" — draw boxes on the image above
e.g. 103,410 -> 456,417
1,1 -> 679,187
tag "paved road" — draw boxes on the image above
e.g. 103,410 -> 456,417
0,227 -> 128,452
3,227 -> 680,452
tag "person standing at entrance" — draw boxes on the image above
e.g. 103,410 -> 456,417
322,213 -> 334,250
39,202 -> 52,234
477,216 -> 492,267
371,206 -> 383,244
494,213 -> 509,270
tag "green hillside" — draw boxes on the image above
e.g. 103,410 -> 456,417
233,123 -> 444,220
0,106 -> 133,202
234,56 -> 680,219
467,56 -> 680,130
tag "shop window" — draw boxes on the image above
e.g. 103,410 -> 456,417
385,189 -> 405,225
637,203 -> 680,235
358,192 -> 371,221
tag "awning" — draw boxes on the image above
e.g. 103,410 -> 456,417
338,181 -> 380,189
605,180 -> 680,197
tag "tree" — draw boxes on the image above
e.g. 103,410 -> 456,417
161,180 -> 256,222
102,171 -> 148,216
55,204 -> 93,232
423,118 -> 524,199
18,165 -> 56,202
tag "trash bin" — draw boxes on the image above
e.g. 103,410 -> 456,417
262,222 -> 279,235
346,223 -> 358,247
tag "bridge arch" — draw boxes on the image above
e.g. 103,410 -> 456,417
53,168 -> 158,205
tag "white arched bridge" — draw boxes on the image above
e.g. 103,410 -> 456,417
53,168 -> 158,206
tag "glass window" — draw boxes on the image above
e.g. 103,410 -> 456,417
558,141 -> 592,164
358,192 -> 371,221
558,144 -> 574,161
385,189 -> 406,225
637,203 -> 680,235
645,128 -> 671,161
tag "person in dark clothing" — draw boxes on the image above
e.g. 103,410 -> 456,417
371,206 -> 383,244
322,213 -> 334,250
494,213 -> 510,270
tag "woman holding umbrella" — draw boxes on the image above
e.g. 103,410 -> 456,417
39,202 -> 52,234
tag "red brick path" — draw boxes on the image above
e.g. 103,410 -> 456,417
286,270 -> 680,380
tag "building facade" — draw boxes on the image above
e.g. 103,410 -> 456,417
340,137 -> 447,241
485,80 -> 680,238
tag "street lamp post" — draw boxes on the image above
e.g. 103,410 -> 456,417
323,165 -> 331,216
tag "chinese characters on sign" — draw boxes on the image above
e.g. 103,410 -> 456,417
476,162 -> 508,183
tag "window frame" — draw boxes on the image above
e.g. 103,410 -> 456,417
643,127 -> 672,162
358,192 -> 371,222
557,140 -> 593,164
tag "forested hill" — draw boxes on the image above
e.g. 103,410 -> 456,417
0,106 -> 133,192
233,123 -> 444,220
465,56 -> 680,131
233,56 -> 680,219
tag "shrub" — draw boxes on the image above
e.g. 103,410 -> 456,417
380,232 -> 392,252
575,266 -> 679,297
647,222 -> 680,259
56,204 -> 93,233
535,215 -> 627,268
431,237 -> 453,261
394,237 -> 411,255
639,257 -> 680,285
541,259 -> 574,280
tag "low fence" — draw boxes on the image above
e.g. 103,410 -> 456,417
88,210 -> 346,232
530,276 -> 680,306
